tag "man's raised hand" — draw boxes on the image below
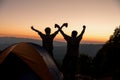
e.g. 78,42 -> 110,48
83,25 -> 86,29
55,23 -> 68,29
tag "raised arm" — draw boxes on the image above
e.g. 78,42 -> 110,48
31,26 -> 44,38
31,26 -> 40,33
77,25 -> 86,40
51,23 -> 68,38
59,28 -> 70,41
51,27 -> 61,38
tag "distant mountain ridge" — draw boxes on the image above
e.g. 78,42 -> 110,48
0,37 -> 103,64
0,37 -> 65,50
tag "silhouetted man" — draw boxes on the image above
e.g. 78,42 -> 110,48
59,25 -> 86,80
31,26 -> 60,57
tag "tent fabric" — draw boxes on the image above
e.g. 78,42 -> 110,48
0,52 -> 41,80
0,42 -> 63,80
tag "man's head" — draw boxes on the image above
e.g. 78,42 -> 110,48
72,30 -> 78,38
45,27 -> 51,35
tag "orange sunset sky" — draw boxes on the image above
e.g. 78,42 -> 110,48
0,0 -> 120,44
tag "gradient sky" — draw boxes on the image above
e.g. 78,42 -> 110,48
0,0 -> 120,44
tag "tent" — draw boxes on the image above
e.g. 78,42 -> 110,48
0,42 -> 63,80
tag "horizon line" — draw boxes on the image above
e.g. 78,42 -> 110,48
0,36 -> 105,44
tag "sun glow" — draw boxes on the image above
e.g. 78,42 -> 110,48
0,0 -> 120,44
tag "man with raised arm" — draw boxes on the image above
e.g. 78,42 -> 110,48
31,24 -> 67,70
31,26 -> 60,57
59,25 -> 86,80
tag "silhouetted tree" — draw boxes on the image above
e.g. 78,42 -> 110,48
93,25 -> 120,79
109,25 -> 120,43
79,54 -> 93,75
75,53 -> 94,80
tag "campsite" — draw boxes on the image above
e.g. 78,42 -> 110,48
0,42 -> 63,80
